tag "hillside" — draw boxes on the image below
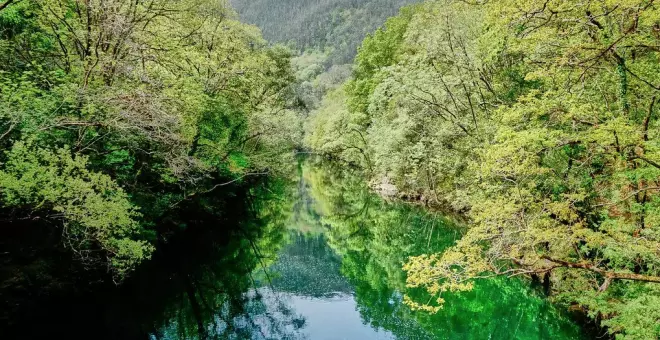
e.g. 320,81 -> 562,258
229,0 -> 419,65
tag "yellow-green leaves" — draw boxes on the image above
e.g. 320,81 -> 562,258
0,142 -> 153,277
306,0 -> 660,337
0,0 -> 299,276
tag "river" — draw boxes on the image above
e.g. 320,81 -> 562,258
1,158 -> 592,339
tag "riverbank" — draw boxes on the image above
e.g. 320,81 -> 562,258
310,156 -> 608,339
303,1 -> 660,337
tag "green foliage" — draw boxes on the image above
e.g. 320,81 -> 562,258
231,0 -> 423,117
304,86 -> 368,165
305,0 -> 660,337
290,50 -> 352,111
299,159 -> 585,339
0,0 -> 299,276
0,142 -> 152,276
346,7 -> 415,119
230,0 -> 420,66
2,174 -> 300,338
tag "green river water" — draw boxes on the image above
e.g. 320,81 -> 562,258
2,159 -> 592,339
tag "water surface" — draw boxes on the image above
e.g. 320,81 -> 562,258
1,159 -> 590,339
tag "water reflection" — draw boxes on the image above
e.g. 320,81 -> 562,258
1,180 -> 302,340
136,181 -> 305,340
0,159 -> 591,339
258,159 -> 589,340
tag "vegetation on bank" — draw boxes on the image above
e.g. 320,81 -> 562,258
305,0 -> 660,337
301,160 -> 586,339
230,0 -> 424,119
0,0 -> 299,277
2,0 -> 659,337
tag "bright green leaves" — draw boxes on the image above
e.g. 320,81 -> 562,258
306,0 -> 660,337
400,1 -> 660,337
305,87 -> 368,165
0,0 -> 299,277
347,6 -> 416,117
0,142 -> 153,277
308,1 -> 494,210
193,97 -> 247,169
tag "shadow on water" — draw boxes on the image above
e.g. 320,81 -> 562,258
0,157 -> 600,339
0,178 -> 303,340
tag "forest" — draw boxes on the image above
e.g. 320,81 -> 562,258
1,0 -> 659,339
230,0 -> 420,114
305,0 -> 660,338
0,0 -> 300,278
230,0 -> 418,66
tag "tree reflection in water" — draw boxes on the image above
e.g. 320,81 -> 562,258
0,179 -> 304,340
287,158 -> 589,340
138,181 -> 306,340
1,159 -> 591,339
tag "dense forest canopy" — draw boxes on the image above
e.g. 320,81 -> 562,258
305,0 -> 660,338
0,0 -> 299,277
229,0 -> 419,66
2,0 -> 660,338
229,0 -> 423,115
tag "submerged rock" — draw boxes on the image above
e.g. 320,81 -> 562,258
372,176 -> 399,198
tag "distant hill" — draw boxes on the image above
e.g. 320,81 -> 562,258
229,0 -> 419,65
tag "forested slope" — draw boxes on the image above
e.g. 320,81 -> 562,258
0,0 -> 299,277
229,0 -> 419,66
305,0 -> 660,338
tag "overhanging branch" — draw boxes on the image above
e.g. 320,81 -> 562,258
541,256 -> 660,284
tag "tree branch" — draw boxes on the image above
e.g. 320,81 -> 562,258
542,256 -> 660,285
630,155 -> 660,170
643,96 -> 656,141
0,0 -> 18,12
